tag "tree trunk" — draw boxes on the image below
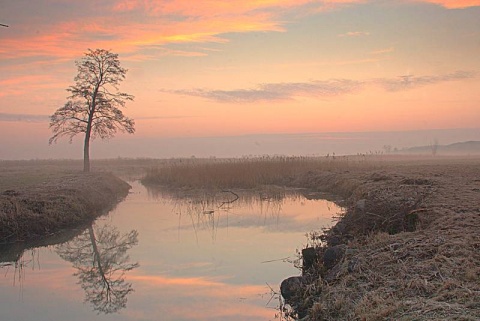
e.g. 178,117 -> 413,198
84,125 -> 91,172
88,225 -> 109,288
84,91 -> 97,173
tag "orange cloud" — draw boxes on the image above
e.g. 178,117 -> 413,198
128,273 -> 276,319
1,0 -> 367,62
1,11 -> 282,61
113,0 -> 360,16
130,274 -> 225,287
0,75 -> 52,87
416,0 -> 480,8
130,273 -> 267,296
0,75 -> 62,97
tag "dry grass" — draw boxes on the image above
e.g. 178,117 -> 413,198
301,223 -> 480,320
0,158 -> 162,190
141,155 -> 381,190
0,160 -> 132,242
275,158 -> 480,321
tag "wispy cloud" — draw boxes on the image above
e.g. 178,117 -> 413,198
338,31 -> 370,37
112,0 -> 363,16
129,273 -> 268,301
0,113 -> 49,123
128,272 -> 272,319
167,71 -> 476,103
169,79 -> 363,103
370,47 -> 395,55
375,70 -> 476,91
172,88 -> 289,103
416,0 -> 480,9
0,74 -> 66,98
136,115 -> 196,120
0,75 -> 56,87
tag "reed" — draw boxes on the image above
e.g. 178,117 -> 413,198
141,155 -> 362,189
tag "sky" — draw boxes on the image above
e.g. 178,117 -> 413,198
1,0 -> 479,159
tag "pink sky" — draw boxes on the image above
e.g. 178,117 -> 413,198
1,0 -> 479,159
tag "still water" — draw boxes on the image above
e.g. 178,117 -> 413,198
0,182 -> 342,321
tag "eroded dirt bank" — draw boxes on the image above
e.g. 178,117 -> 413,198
283,159 -> 480,320
0,173 -> 131,243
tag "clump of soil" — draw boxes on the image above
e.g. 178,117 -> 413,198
0,172 -> 130,243
282,159 -> 480,320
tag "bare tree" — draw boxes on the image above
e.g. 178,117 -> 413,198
56,223 -> 139,314
49,49 -> 135,172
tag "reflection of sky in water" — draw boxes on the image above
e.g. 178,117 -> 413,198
0,182 -> 343,321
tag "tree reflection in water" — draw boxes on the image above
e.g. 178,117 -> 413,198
56,223 -> 139,314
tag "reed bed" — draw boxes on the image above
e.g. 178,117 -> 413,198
141,155 -> 371,190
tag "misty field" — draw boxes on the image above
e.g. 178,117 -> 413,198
0,155 -> 368,191
0,158 -> 157,191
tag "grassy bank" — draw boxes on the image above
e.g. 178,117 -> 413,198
0,171 -> 130,243
283,160 -> 480,320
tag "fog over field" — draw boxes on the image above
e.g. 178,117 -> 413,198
1,124 -> 479,160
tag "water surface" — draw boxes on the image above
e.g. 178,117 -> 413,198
0,182 -> 342,321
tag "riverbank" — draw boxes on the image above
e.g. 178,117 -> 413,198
283,157 -> 480,320
0,172 -> 131,243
